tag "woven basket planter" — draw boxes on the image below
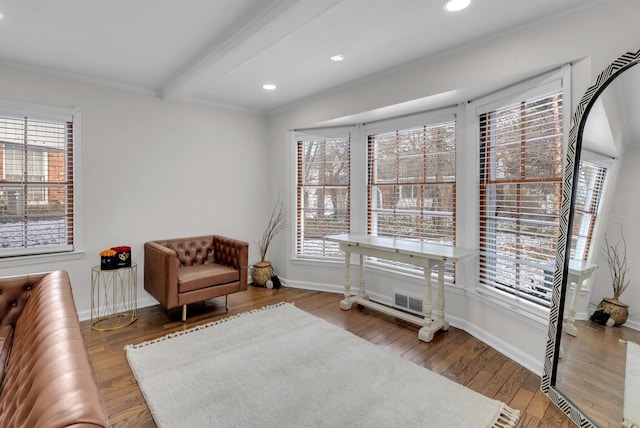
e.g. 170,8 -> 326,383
251,261 -> 273,286
597,297 -> 629,326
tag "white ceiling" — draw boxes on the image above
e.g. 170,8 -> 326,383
613,64 -> 640,147
582,63 -> 640,157
0,0 -> 614,113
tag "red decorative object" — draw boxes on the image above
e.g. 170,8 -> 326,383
111,246 -> 132,268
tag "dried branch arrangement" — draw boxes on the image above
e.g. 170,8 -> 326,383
602,227 -> 630,300
258,200 -> 288,262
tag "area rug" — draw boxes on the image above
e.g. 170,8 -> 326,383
623,341 -> 640,428
125,303 -> 520,428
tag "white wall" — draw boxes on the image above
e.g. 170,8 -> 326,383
267,0 -> 640,375
0,65 -> 270,320
2,0 -> 640,377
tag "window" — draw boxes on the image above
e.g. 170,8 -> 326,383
0,106 -> 77,258
368,121 -> 456,271
479,89 -> 564,307
297,135 -> 350,257
570,160 -> 607,261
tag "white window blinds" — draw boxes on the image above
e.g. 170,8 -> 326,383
297,134 -> 350,257
368,121 -> 456,270
570,160 -> 607,261
479,89 -> 564,306
0,113 -> 75,257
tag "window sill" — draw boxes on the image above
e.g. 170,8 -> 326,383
0,250 -> 85,269
290,256 -> 345,268
468,285 -> 550,328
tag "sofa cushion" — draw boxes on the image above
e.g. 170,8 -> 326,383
178,263 -> 239,293
0,325 -> 13,388
0,271 -> 109,428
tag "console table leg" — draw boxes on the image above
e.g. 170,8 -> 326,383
436,260 -> 448,331
418,262 -> 434,342
340,249 -> 353,310
358,254 -> 369,300
565,279 -> 583,337
419,260 -> 449,342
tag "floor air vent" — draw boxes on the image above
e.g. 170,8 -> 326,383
394,292 -> 423,315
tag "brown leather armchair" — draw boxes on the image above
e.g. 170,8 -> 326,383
144,235 -> 248,321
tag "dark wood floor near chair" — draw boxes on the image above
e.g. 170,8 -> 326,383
81,286 -> 575,427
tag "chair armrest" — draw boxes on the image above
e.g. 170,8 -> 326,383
212,236 -> 249,289
144,241 -> 180,309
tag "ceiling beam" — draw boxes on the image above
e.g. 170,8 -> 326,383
161,0 -> 343,102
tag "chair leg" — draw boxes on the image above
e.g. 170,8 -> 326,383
225,295 -> 229,310
182,304 -> 187,322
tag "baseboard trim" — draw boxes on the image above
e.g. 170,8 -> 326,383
282,276 -> 544,376
78,295 -> 158,322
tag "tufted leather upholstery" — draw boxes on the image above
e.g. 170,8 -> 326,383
144,235 -> 248,321
0,271 -> 109,428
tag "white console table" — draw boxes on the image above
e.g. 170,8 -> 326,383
564,260 -> 598,337
326,234 -> 476,342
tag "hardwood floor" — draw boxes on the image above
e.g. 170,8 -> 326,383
556,319 -> 640,427
81,286 -> 574,427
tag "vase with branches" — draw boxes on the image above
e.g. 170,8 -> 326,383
602,227 -> 630,301
251,200 -> 288,286
595,226 -> 631,326
257,200 -> 287,263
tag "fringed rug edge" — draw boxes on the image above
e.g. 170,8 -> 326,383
124,301 -> 292,351
492,404 -> 521,428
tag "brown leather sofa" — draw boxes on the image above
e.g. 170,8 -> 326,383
0,270 -> 109,428
144,235 -> 248,321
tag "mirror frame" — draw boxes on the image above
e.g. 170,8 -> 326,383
542,47 -> 640,427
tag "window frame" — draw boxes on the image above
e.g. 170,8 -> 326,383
365,113 -> 457,276
473,68 -> 570,309
567,150 -> 616,294
0,100 -> 83,265
295,130 -> 351,259
571,159 -> 607,261
289,68 -> 574,321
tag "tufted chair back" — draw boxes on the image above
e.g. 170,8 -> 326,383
213,236 -> 244,270
158,236 -> 215,267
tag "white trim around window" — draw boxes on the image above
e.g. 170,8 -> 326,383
469,65 -> 571,311
289,66 -> 572,322
0,100 -> 83,266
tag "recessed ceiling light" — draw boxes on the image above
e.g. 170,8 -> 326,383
330,53 -> 345,62
262,84 -> 277,90
0,12 -> 4,20
444,0 -> 470,12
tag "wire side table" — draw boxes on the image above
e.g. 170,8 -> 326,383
91,263 -> 137,331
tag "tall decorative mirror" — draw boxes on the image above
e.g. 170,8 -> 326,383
543,48 -> 640,427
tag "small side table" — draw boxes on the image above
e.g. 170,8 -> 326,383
564,260 -> 598,337
91,263 -> 137,331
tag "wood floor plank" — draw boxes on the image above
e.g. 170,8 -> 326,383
524,388 -> 553,420
81,286 -> 576,427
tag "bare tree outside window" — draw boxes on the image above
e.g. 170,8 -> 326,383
368,121 -> 456,274
479,91 -> 564,306
297,136 -> 350,257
